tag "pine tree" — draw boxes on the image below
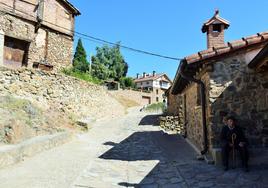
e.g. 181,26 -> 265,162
73,39 -> 89,72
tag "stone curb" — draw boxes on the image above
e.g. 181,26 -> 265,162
0,132 -> 72,169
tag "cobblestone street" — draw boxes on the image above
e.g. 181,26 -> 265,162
72,109 -> 268,188
0,108 -> 267,188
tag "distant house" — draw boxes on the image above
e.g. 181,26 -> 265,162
168,10 -> 268,164
0,0 -> 80,71
134,71 -> 172,104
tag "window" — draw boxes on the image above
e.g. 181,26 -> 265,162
156,89 -> 159,95
213,24 -> 221,32
156,97 -> 159,102
146,82 -> 149,85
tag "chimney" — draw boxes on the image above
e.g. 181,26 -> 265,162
201,10 -> 230,49
143,72 -> 146,78
152,71 -> 156,76
136,73 -> 139,79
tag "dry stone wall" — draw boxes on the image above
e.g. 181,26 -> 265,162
159,116 -> 185,136
0,67 -> 125,144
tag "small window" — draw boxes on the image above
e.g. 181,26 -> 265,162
146,82 -> 149,84
156,89 -> 159,95
156,97 -> 159,102
213,24 -> 221,32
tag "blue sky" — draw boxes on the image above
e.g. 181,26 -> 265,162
69,0 -> 268,79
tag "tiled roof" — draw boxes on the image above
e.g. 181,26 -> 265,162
201,10 -> 230,33
134,74 -> 164,82
185,32 -> 268,64
171,31 -> 268,95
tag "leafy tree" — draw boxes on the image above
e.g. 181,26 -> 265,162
73,39 -> 89,72
119,77 -> 135,89
91,56 -> 110,80
91,43 -> 127,81
123,61 -> 128,77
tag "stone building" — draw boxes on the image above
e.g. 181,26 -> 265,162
167,10 -> 268,163
134,71 -> 172,105
0,0 -> 80,71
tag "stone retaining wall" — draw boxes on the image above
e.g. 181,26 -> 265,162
0,67 -> 125,144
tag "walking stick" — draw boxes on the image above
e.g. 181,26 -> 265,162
231,133 -> 237,169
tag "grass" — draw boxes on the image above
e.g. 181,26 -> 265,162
114,95 -> 140,108
144,102 -> 165,112
0,96 -> 42,128
62,68 -> 102,85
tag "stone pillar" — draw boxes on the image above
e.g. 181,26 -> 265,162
0,30 -> 4,66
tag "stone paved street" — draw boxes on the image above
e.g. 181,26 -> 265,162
0,107 -> 267,188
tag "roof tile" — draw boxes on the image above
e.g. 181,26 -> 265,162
244,34 -> 262,45
228,39 -> 246,49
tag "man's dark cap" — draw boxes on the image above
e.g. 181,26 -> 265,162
226,116 -> 236,121
220,111 -> 228,117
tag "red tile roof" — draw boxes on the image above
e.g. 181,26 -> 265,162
171,31 -> 268,95
134,74 -> 165,82
185,31 -> 268,64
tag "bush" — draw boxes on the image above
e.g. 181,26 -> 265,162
62,68 -> 102,85
119,77 -> 135,89
144,102 -> 165,112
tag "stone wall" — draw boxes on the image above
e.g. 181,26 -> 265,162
209,51 -> 268,149
183,83 -> 204,150
0,67 -> 125,144
159,116 -> 185,136
166,92 -> 182,115
0,14 -> 73,71
167,71 -> 211,151
111,89 -> 164,106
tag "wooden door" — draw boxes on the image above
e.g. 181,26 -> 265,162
4,36 -> 29,69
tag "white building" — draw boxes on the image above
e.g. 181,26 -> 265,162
134,71 -> 172,104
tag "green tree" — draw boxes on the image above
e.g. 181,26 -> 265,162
73,39 -> 89,72
123,61 -> 128,77
119,77 -> 135,89
91,43 -> 127,81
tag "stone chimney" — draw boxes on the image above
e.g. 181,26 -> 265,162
136,73 -> 139,79
143,72 -> 146,78
202,10 -> 230,49
153,71 -> 156,76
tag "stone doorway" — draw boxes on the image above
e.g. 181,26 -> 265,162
3,36 -> 30,69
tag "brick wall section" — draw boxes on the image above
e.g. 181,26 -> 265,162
207,25 -> 225,48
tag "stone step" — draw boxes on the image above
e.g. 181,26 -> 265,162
0,132 -> 72,169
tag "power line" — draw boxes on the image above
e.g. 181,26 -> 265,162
0,2 -> 182,61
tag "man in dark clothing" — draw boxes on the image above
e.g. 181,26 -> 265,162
220,116 -> 249,172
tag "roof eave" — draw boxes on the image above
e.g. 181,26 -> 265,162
60,0 -> 81,16
248,43 -> 268,69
